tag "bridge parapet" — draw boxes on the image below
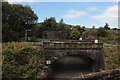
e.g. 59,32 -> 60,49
44,41 -> 105,72
44,41 -> 103,49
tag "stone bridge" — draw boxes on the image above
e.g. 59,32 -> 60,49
43,40 -> 105,78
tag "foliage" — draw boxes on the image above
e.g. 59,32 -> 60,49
69,25 -> 85,40
42,17 -> 57,31
2,2 -> 118,43
96,27 -> 108,37
92,25 -> 95,30
36,18 -> 71,39
70,28 -> 80,40
33,23 -> 43,38
106,31 -> 118,40
97,29 -> 118,44
2,42 -> 47,79
112,28 -> 118,30
2,2 -> 38,42
104,23 -> 110,30
104,45 -> 120,69
83,30 -> 97,40
57,19 -> 66,31
83,27 -> 118,44
73,25 -> 85,34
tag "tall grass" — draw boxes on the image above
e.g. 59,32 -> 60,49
104,45 -> 120,69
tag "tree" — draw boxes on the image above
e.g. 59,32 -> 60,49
69,25 -> 85,40
97,27 -> 107,37
104,23 -> 110,30
92,25 -> 95,30
82,26 -> 85,28
72,25 -> 85,34
36,18 -> 71,39
35,23 -> 43,38
2,2 -> 38,42
56,19 -> 66,31
42,17 -> 57,31
70,28 -> 80,40
112,28 -> 118,30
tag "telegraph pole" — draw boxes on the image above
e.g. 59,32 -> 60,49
25,29 -> 31,41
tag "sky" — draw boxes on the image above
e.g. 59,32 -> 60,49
6,0 -> 119,28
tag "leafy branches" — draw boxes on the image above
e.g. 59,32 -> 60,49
2,2 -> 38,42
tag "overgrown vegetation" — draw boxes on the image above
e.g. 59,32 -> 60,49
84,28 -> 118,44
2,42 -> 47,79
104,45 -> 120,69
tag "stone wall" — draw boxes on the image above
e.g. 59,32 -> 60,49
42,31 -> 66,39
78,69 -> 120,80
47,69 -> 120,79
44,41 -> 105,72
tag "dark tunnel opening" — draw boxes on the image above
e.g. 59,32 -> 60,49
49,55 -> 94,78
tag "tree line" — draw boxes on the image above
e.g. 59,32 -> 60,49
2,2 -> 118,42
2,2 -> 86,42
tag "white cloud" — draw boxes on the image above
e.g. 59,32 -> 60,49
91,5 -> 118,28
112,0 -> 120,2
63,9 -> 86,19
7,0 -> 40,3
87,6 -> 99,11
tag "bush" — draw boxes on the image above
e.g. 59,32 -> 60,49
2,42 -> 47,79
96,27 -> 107,37
104,45 -> 120,69
70,29 -> 80,40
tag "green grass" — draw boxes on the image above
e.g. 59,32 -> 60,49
104,45 -> 120,69
21,41 -> 43,45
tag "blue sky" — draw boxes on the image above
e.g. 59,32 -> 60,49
15,2 -> 118,28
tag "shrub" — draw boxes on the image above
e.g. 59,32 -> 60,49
96,27 -> 107,37
2,42 -> 47,79
104,45 -> 120,69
